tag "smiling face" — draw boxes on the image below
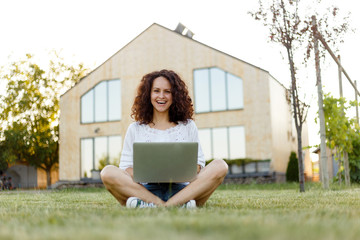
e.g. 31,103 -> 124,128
150,76 -> 173,115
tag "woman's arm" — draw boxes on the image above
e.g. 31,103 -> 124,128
119,123 -> 136,170
125,167 -> 134,178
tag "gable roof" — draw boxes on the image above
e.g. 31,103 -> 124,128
61,23 -> 274,97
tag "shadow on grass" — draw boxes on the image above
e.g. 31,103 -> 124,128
218,181 -> 360,191
218,182 -> 302,191
50,182 -> 360,194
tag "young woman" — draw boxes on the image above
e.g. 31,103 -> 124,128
101,70 -> 228,208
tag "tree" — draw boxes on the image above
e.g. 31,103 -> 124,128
286,151 -> 299,182
321,93 -> 360,184
250,0 -> 350,192
349,132 -> 360,183
0,142 -> 11,172
0,52 -> 88,187
311,10 -> 351,188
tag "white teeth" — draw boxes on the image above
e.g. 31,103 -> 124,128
157,101 -> 166,104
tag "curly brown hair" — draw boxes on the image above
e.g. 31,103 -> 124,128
131,70 -> 194,124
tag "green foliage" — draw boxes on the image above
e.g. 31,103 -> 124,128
0,122 -> 30,165
0,52 -> 88,185
349,130 -> 360,183
322,93 -> 353,152
286,151 -> 299,182
0,144 -> 9,172
321,93 -> 360,182
97,155 -> 120,171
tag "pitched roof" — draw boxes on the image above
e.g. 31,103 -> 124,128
61,23 -> 274,97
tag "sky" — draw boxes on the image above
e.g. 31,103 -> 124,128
1,0 -> 359,160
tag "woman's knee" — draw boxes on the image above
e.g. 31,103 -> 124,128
100,165 -> 120,185
211,159 -> 229,178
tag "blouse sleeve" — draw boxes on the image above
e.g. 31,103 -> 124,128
189,120 -> 206,168
119,123 -> 136,170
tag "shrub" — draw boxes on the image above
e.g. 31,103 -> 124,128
286,151 -> 299,182
350,134 -> 360,183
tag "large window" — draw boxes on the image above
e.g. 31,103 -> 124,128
80,138 -> 93,179
81,79 -> 121,123
198,126 -> 246,161
80,135 -> 122,178
194,67 -> 243,113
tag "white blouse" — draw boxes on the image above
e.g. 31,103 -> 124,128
119,119 -> 205,170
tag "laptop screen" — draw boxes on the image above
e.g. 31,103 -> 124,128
133,142 -> 198,183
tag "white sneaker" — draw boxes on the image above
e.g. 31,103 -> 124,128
182,200 -> 196,209
126,197 -> 157,208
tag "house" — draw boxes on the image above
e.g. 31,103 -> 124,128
4,163 -> 59,189
313,147 -> 337,181
58,23 -> 312,184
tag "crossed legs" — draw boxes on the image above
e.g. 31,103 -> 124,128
100,159 -> 228,207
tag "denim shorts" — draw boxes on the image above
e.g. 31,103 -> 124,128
143,183 -> 188,201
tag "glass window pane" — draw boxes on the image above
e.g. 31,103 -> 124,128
258,161 -> 270,172
81,90 -> 94,123
227,73 -> 244,109
108,80 -> 121,121
212,127 -> 228,159
210,68 -> 226,111
81,138 -> 93,178
245,162 -> 256,173
95,82 -> 107,122
228,126 -> 246,159
231,164 -> 243,174
94,136 -> 107,170
194,69 -> 210,113
198,128 -> 212,161
108,136 -> 122,166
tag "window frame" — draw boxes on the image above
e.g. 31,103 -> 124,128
80,79 -> 121,124
193,67 -> 244,114
198,125 -> 246,161
80,135 -> 122,179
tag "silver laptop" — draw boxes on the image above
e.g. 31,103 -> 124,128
133,142 -> 198,183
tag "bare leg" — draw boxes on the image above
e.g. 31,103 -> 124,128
101,165 -> 165,206
164,159 -> 228,207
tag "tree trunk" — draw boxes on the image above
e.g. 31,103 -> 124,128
297,130 -> 305,192
344,151 -> 350,186
286,45 -> 305,192
312,15 -> 329,189
337,56 -> 351,186
336,148 -> 342,185
46,169 -> 52,188
316,71 -> 329,189
315,48 -> 329,189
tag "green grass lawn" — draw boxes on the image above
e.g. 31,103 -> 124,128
1,183 -> 360,240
